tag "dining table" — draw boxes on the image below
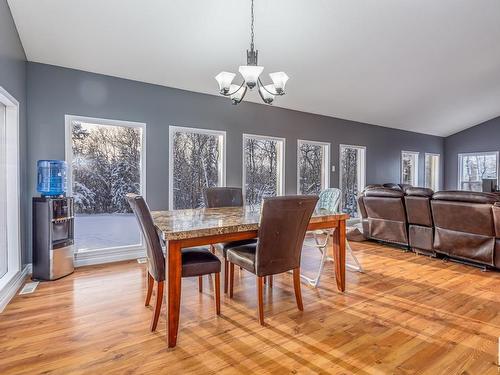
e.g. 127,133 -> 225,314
151,205 -> 349,348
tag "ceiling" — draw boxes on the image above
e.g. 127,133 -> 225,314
8,0 -> 500,136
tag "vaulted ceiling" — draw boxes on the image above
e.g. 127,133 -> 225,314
7,0 -> 500,136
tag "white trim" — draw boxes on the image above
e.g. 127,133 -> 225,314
424,152 -> 441,191
297,139 -> 330,194
401,150 -> 420,186
168,126 -> 227,210
0,87 -> 21,295
0,264 -> 30,313
64,115 -> 147,254
339,144 -> 366,215
75,246 -> 146,267
242,133 -> 286,200
457,151 -> 499,190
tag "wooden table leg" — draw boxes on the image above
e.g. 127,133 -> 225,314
167,240 -> 182,348
332,219 -> 346,292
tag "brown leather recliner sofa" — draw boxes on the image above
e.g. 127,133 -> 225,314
358,185 -> 500,269
357,187 -> 408,246
431,191 -> 500,268
405,187 -> 435,256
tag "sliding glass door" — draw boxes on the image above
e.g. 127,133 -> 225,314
66,116 -> 145,254
339,145 -> 366,218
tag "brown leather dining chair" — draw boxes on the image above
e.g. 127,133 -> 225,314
126,193 -> 221,331
203,187 -> 257,294
225,195 -> 318,325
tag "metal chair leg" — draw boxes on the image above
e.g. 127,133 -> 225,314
300,230 -> 363,288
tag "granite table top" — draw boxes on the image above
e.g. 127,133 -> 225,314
152,206 -> 349,240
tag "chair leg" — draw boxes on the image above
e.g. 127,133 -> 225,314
145,273 -> 154,306
268,275 -> 273,288
229,262 -> 235,298
214,273 -> 221,315
224,258 -> 229,294
151,280 -> 164,331
198,276 -> 203,293
257,276 -> 264,325
293,268 -> 304,311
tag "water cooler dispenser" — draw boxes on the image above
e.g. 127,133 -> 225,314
32,160 -> 75,280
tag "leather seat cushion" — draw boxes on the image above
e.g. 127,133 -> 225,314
181,247 -> 221,277
226,243 -> 257,273
214,239 -> 258,257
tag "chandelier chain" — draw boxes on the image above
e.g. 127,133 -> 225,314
250,0 -> 255,51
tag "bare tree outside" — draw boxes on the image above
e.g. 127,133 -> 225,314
460,153 -> 497,191
401,151 -> 418,185
340,147 -> 359,217
425,154 -> 440,191
172,130 -> 223,209
298,142 -> 326,195
244,136 -> 283,205
71,120 -> 143,251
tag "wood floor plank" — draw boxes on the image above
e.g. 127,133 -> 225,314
1,241 -> 500,374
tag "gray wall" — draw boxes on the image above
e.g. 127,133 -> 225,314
26,62 -> 444,261
0,0 -> 28,264
444,116 -> 500,189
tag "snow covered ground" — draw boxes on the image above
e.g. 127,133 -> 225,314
75,214 -> 141,251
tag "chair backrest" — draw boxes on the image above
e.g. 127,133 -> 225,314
126,193 -> 165,282
255,195 -> 318,276
203,187 -> 244,208
317,188 -> 341,212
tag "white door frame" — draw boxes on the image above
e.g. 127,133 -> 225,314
296,139 -> 331,194
0,86 -> 21,298
168,125 -> 227,210
64,115 -> 147,261
242,133 -> 286,201
401,150 -> 420,186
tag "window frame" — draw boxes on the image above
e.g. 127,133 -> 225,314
242,133 -> 286,202
64,114 -> 147,255
401,150 -> 420,186
457,151 -> 499,191
0,86 -> 21,296
339,144 -> 366,216
168,125 -> 226,210
296,139 -> 330,195
424,152 -> 440,191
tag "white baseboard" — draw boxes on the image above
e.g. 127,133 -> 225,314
0,264 -> 31,313
75,247 -> 146,267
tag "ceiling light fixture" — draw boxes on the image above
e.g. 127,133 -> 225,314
215,0 -> 289,105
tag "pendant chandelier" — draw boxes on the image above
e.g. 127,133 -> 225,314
215,0 -> 289,105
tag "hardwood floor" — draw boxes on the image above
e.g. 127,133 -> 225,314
1,241 -> 500,374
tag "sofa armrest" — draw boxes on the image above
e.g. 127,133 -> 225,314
493,203 -> 500,237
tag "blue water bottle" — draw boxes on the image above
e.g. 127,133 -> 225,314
37,160 -> 68,196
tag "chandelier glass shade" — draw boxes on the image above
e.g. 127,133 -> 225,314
215,0 -> 289,105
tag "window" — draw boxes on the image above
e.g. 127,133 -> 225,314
401,151 -> 419,186
66,115 -> 145,254
297,140 -> 330,195
0,87 -> 21,296
339,145 -> 366,218
243,134 -> 285,206
425,153 -> 440,191
169,126 -> 226,209
458,152 -> 499,191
